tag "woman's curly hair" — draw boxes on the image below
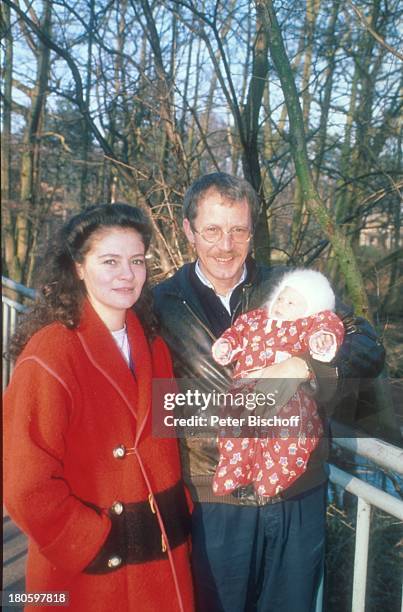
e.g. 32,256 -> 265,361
9,203 -> 158,359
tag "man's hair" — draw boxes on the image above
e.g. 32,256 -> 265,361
183,172 -> 260,228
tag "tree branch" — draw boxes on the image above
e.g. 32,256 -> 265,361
348,1 -> 403,62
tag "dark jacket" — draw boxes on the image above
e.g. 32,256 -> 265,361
153,260 -> 385,506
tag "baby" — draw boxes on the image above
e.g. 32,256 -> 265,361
211,269 -> 345,498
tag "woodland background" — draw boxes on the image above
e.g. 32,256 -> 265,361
1,0 -> 402,396
1,1 -> 403,608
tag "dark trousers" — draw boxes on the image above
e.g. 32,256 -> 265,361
191,483 -> 326,612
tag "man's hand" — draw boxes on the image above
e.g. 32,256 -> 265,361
241,357 -> 310,417
244,356 -> 309,380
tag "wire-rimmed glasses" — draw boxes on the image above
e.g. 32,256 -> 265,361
192,225 -> 252,244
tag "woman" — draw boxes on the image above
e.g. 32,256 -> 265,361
3,204 -> 194,611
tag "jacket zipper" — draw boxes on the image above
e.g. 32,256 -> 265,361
181,283 -> 252,337
231,285 -> 251,324
182,300 -> 218,341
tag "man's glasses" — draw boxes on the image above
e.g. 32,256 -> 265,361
192,225 -> 252,244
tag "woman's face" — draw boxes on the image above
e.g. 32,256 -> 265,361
75,227 -> 146,330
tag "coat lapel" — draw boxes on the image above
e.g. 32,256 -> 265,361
75,301 -> 151,434
126,310 -> 152,446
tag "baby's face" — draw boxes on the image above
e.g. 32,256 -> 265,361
269,286 -> 308,320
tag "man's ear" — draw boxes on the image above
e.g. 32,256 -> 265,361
183,218 -> 195,244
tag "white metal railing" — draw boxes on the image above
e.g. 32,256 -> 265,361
2,278 -> 402,611
2,276 -> 36,390
328,420 -> 403,612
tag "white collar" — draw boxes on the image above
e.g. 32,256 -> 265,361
195,260 -> 247,314
111,325 -> 131,365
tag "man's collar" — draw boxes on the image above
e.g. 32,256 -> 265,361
194,259 -> 247,298
194,260 -> 247,315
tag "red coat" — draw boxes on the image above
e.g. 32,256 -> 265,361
3,301 -> 194,612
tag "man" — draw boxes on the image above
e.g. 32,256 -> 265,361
153,173 -> 384,612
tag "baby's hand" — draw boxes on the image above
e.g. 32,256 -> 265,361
309,331 -> 337,361
212,339 -> 232,365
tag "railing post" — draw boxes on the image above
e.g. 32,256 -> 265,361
2,277 -> 35,389
315,567 -> 324,612
2,301 -> 11,389
352,497 -> 371,612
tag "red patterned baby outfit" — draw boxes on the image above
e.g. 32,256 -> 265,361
212,309 -> 344,497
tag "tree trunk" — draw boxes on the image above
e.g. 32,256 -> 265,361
16,0 -> 52,284
261,0 -> 370,316
242,3 -> 271,263
290,0 -> 320,251
137,0 -> 187,175
313,0 -> 340,185
1,3 -> 15,278
79,0 -> 95,209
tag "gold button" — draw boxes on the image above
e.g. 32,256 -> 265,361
111,501 -> 124,515
107,555 -> 122,569
112,445 -> 126,459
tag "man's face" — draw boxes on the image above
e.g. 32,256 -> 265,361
183,189 -> 252,295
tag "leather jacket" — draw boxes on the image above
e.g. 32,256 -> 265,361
153,260 -> 385,506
